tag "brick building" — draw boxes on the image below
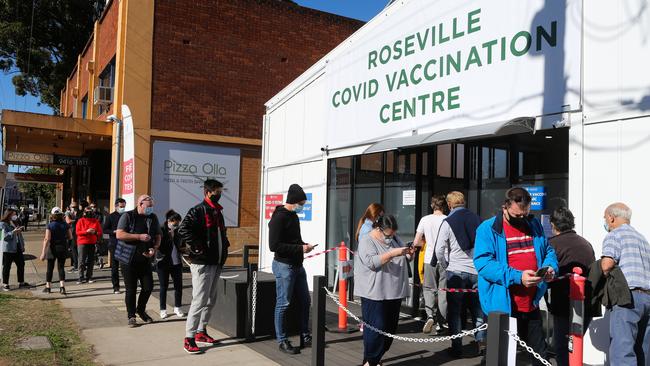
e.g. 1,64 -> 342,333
2,0 -> 362,262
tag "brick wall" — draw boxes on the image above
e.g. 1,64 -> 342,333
151,0 -> 363,139
96,1 -> 118,75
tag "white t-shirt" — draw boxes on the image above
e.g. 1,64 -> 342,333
416,214 -> 447,264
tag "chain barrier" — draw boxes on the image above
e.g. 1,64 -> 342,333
506,330 -> 553,366
252,270 -> 257,335
324,287 -> 487,343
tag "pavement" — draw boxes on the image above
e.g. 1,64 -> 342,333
4,228 -> 279,366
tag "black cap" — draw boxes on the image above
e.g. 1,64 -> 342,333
286,184 -> 307,204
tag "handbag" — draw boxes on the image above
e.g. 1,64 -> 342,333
114,211 -> 137,264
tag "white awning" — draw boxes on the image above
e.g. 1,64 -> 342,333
364,117 -> 535,154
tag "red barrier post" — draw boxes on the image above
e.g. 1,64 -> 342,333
568,267 -> 586,366
338,241 -> 348,331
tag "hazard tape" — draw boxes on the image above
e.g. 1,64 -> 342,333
303,246 -> 357,260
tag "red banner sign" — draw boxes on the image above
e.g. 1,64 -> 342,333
264,194 -> 283,220
122,158 -> 134,195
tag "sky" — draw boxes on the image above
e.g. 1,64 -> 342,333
0,1 -> 385,116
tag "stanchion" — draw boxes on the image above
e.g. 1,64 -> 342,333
245,263 -> 258,341
486,312 -> 511,366
312,276 -> 326,366
338,241 -> 348,331
568,267 -> 586,366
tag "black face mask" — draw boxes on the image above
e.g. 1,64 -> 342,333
506,212 -> 530,228
84,211 -> 94,218
210,193 -> 221,204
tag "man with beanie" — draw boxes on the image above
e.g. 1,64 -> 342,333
269,183 -> 315,355
179,179 -> 230,354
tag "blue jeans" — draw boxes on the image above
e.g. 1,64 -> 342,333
272,260 -> 310,343
446,271 -> 486,352
609,291 -> 650,366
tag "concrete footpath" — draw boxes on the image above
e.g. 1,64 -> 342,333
10,229 -> 279,366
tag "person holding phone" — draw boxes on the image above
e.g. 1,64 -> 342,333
474,188 -> 558,365
269,184 -> 315,355
1,208 -> 30,291
116,195 -> 162,327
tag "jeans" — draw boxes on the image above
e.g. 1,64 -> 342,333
446,271 -> 485,352
121,262 -> 154,319
272,260 -> 310,343
157,263 -> 183,309
2,252 -> 25,284
609,291 -> 650,366
513,308 -> 548,366
552,314 -> 570,366
185,264 -> 222,338
68,239 -> 78,269
108,246 -> 120,290
78,244 -> 95,281
423,263 -> 447,323
361,297 -> 402,366
46,255 -> 66,283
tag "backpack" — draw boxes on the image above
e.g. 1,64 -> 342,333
114,211 -> 153,265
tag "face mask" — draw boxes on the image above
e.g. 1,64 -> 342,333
117,207 -> 125,214
144,206 -> 154,216
293,204 -> 304,214
505,211 -> 528,228
169,223 -> 178,230
603,219 -> 610,233
11,215 -> 18,222
383,237 -> 393,245
210,193 -> 221,204
84,211 -> 94,218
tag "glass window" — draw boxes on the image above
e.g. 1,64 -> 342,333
437,144 -> 452,177
326,157 -> 352,287
81,95 -> 88,119
456,144 -> 465,179
353,153 -> 383,248
384,152 -> 417,241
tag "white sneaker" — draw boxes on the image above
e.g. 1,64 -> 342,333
160,310 -> 168,319
422,318 -> 435,333
174,307 -> 185,317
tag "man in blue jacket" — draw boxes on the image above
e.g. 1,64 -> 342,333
474,187 -> 558,365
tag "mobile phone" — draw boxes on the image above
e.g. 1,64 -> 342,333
535,266 -> 550,277
406,241 -> 414,248
311,244 -> 319,248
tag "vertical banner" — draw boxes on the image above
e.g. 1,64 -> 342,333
121,105 -> 135,210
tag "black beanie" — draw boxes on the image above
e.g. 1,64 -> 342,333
286,184 -> 307,204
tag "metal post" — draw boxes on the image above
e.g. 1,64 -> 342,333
108,116 -> 122,204
486,311 -> 510,366
312,275 -> 326,366
243,245 -> 250,268
246,263 -> 258,341
569,267 -> 586,366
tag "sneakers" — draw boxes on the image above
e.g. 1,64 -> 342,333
59,287 -> 67,295
42,287 -> 51,294
113,289 -> 120,294
422,318 -> 435,333
76,279 -> 86,285
195,331 -> 219,345
67,268 -> 78,273
18,282 -> 31,288
128,317 -> 138,328
160,310 -> 168,319
2,284 -> 9,291
279,340 -> 300,355
300,334 -> 312,348
137,311 -> 154,323
435,323 -> 448,335
184,337 -> 202,354
174,307 -> 185,317
88,279 -> 95,284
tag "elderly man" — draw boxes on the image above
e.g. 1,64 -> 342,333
115,194 -> 162,327
601,202 -> 650,366
474,187 -> 558,365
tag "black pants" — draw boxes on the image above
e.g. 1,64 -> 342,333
513,308 -> 548,366
2,252 -> 25,284
121,262 -> 153,318
78,245 -> 96,281
46,255 -> 66,283
156,263 -> 183,309
361,297 -> 402,366
68,239 -> 78,269
108,247 -> 120,290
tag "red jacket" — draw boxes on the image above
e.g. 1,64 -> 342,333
76,217 -> 102,245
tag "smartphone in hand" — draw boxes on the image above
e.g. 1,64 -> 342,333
535,266 -> 550,278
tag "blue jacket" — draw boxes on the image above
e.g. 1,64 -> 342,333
473,214 -> 558,315
1,222 -> 25,253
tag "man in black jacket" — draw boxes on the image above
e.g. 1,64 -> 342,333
269,184 -> 316,355
103,198 -> 126,293
178,179 -> 230,354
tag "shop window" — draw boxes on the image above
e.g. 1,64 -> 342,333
97,58 -> 116,116
482,147 -> 508,179
437,143 -> 464,178
353,153 -> 383,247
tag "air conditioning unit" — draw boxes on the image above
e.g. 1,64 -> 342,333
94,86 -> 113,105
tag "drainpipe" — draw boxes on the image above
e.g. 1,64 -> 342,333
107,115 -> 122,203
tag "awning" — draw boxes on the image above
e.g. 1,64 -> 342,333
364,117 -> 535,154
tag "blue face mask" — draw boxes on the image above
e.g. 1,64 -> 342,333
603,219 -> 610,233
294,204 -> 304,214
144,206 -> 154,216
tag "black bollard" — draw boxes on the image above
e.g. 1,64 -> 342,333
485,311 -> 510,366
312,275 -> 326,366
245,263 -> 258,341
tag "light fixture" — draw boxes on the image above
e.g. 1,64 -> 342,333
545,135 -> 553,139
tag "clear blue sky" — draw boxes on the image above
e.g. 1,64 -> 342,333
0,2 -> 384,115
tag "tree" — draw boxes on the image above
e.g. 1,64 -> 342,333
17,167 -> 56,210
0,0 -> 106,113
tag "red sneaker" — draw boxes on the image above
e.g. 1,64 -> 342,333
184,337 -> 202,354
195,331 -> 219,345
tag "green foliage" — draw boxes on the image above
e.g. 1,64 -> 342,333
0,0 -> 106,113
16,167 -> 56,209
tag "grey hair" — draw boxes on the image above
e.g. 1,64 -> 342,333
605,203 -> 632,222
